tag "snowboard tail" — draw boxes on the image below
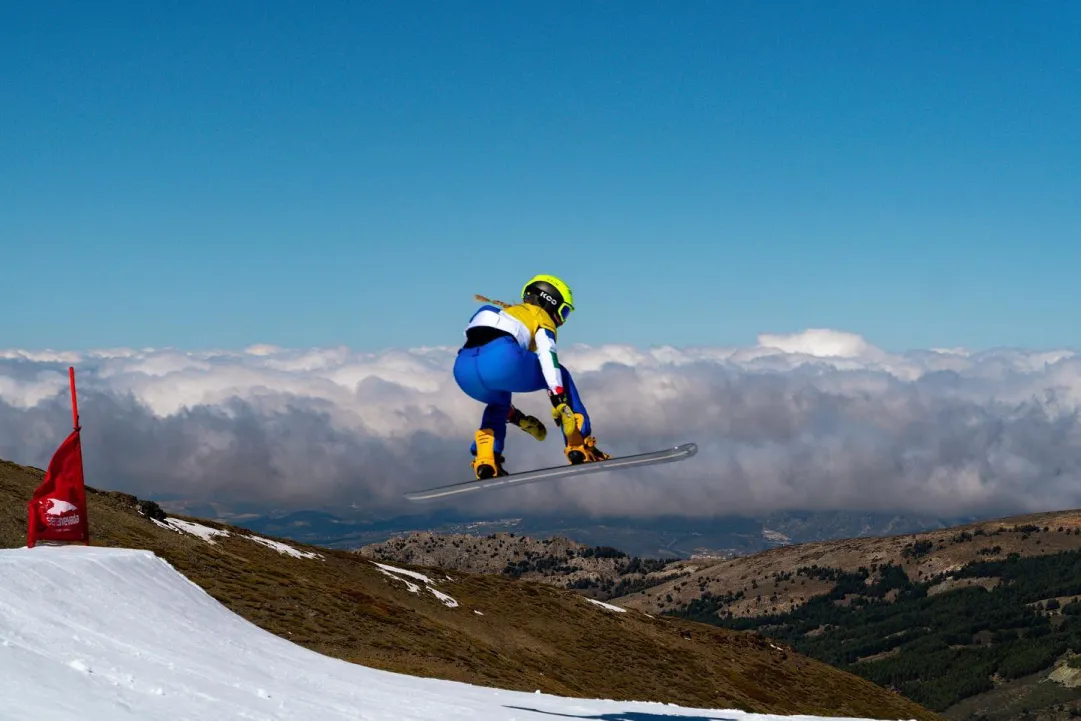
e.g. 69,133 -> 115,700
404,442 -> 697,501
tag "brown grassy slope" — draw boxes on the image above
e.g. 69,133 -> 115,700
611,510 -> 1081,617
0,458 -> 938,720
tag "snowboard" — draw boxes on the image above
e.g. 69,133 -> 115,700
404,442 -> 697,502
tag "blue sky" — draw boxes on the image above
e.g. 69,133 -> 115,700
2,1 -> 1078,353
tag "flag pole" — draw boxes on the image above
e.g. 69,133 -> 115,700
69,367 -> 80,431
69,365 -> 88,544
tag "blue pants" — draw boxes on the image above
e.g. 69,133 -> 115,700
454,336 -> 591,454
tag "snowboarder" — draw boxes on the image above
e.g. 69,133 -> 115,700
453,274 -> 610,479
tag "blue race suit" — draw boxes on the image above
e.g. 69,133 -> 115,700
454,304 -> 591,454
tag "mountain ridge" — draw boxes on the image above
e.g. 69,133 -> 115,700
162,495 -> 976,557
358,509 -> 1081,614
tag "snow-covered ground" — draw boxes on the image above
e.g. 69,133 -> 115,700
0,546 -> 906,721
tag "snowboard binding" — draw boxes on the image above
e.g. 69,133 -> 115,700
471,428 -> 509,480
565,435 -> 610,465
552,406 -> 611,465
473,455 -> 509,480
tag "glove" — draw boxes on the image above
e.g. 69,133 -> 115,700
548,390 -> 579,437
548,389 -> 571,409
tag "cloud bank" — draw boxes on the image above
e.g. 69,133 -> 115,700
3,329 -> 1081,519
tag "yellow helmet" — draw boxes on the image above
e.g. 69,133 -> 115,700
522,274 -> 574,326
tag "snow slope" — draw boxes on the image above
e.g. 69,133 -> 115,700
0,546 -> 906,721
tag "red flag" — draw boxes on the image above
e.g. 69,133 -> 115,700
27,429 -> 90,547
27,367 -> 90,548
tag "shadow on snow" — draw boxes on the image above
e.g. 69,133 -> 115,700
504,706 -> 740,721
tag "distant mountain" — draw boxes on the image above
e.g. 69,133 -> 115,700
613,510 -> 1081,618
208,502 -> 980,558
358,530 -> 681,601
756,510 -> 978,545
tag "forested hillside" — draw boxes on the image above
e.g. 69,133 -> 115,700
673,549 -> 1081,718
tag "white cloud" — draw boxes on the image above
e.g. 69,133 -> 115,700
2,329 -> 1081,519
756,328 -> 882,359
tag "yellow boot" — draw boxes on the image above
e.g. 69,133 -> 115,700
552,406 -> 611,465
508,406 -> 547,441
471,428 -> 507,480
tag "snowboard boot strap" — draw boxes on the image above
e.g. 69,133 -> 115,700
472,428 -> 508,479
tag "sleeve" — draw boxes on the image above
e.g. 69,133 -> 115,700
532,327 -> 565,396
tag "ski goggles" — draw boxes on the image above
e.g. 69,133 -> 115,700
556,301 -> 574,323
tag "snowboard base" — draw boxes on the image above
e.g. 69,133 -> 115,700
404,442 -> 697,501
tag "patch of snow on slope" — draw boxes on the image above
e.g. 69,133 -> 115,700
376,566 -> 420,594
585,598 -> 627,613
373,562 -> 459,608
152,517 -> 230,544
427,588 -> 459,608
0,545 -> 896,721
372,562 -> 435,584
246,535 -> 322,560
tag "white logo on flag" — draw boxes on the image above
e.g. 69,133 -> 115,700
43,499 -> 78,516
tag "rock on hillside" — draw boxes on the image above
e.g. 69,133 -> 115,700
357,530 -> 684,600
0,457 -> 940,720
